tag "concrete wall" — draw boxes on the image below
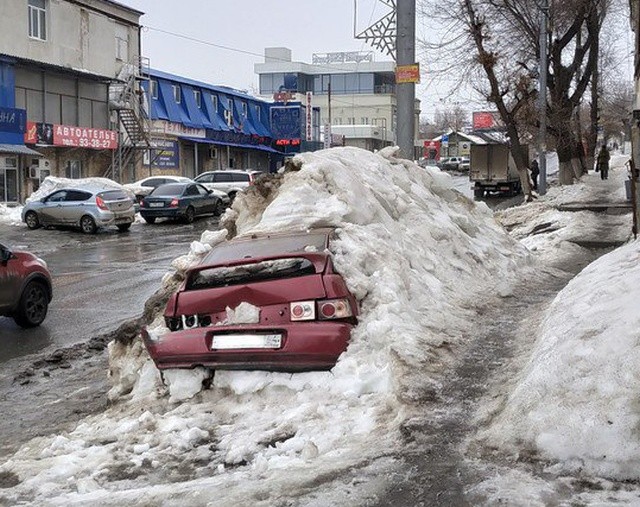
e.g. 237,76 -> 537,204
0,0 -> 140,78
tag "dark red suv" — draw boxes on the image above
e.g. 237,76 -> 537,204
142,229 -> 358,372
0,242 -> 52,328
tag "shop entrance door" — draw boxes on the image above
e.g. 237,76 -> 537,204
0,157 -> 19,203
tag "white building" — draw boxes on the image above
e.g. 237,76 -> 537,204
254,47 -> 421,153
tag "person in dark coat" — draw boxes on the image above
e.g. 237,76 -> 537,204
597,146 -> 610,180
530,159 -> 540,190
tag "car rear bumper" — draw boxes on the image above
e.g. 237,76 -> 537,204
94,210 -> 135,226
141,321 -> 353,371
140,208 -> 185,219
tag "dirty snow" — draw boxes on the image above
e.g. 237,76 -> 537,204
2,148 -> 638,505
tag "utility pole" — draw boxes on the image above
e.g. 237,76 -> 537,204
396,0 -> 416,160
538,0 -> 549,195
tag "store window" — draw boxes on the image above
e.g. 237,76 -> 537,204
65,160 -> 82,179
28,0 -> 47,41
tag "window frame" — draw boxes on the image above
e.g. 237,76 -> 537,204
150,80 -> 158,100
211,95 -> 218,112
194,90 -> 201,109
172,84 -> 181,104
28,0 -> 47,41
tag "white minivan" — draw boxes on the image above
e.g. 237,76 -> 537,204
194,169 -> 264,200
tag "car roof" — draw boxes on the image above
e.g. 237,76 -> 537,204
49,186 -> 123,194
197,169 -> 262,175
200,228 -> 334,266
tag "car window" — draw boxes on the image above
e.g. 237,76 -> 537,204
46,190 -> 68,202
196,184 -> 210,196
151,184 -> 184,196
194,173 -> 213,183
144,178 -> 165,187
184,184 -> 200,196
213,173 -> 234,183
65,190 -> 92,202
99,190 -> 129,201
232,173 -> 250,182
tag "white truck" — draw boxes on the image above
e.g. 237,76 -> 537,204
469,143 -> 527,198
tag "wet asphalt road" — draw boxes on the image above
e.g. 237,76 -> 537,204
0,216 -> 221,364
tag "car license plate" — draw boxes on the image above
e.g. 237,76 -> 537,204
149,202 -> 164,208
211,333 -> 282,350
115,217 -> 131,224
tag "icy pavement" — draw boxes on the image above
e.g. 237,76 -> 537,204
0,149 -> 639,506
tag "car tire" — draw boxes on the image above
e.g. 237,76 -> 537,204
143,216 -> 156,224
474,188 -> 484,199
228,191 -> 237,202
25,211 -> 40,230
184,206 -> 195,224
117,223 -> 131,232
13,281 -> 49,328
80,215 -> 97,234
214,199 -> 225,216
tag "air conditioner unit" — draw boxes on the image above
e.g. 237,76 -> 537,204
38,159 -> 51,181
28,166 -> 39,179
209,147 -> 218,159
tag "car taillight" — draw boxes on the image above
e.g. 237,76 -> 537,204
318,298 -> 353,320
95,195 -> 108,210
169,198 -> 179,208
290,301 -> 316,321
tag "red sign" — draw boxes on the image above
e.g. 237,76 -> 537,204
396,64 -> 421,84
472,111 -> 501,130
25,121 -> 118,149
275,138 -> 301,146
423,140 -> 441,160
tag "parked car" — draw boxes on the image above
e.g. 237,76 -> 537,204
139,182 -> 225,224
22,186 -> 135,234
124,176 -> 193,203
194,169 -> 264,200
141,228 -> 359,372
438,156 -> 466,171
459,157 -> 470,171
0,242 -> 52,328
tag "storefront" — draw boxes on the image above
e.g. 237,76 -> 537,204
0,106 -> 42,204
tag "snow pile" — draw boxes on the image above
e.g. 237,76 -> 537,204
479,238 -> 640,479
0,147 -> 530,505
0,202 -> 22,225
26,176 -> 129,203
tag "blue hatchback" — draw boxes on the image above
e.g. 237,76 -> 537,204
140,182 -> 225,224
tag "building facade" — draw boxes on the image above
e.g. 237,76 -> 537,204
140,69 -> 279,179
0,0 -> 142,203
254,47 -> 421,152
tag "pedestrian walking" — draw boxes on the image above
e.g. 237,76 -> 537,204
597,146 -> 610,180
530,158 -> 540,190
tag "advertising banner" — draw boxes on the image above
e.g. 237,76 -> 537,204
0,107 -> 27,145
396,64 -> 420,84
146,139 -> 179,168
270,106 -> 302,140
25,122 -> 118,149
305,92 -> 313,141
472,111 -> 501,130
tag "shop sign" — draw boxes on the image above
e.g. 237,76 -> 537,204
145,138 -> 179,168
395,64 -> 420,84
275,139 -> 301,147
0,107 -> 26,134
25,121 -> 118,149
305,92 -> 313,141
151,120 -> 206,139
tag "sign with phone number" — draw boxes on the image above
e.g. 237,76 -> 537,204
25,122 -> 118,150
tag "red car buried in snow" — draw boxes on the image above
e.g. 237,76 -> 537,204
142,229 -> 358,372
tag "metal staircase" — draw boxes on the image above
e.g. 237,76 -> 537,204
106,57 -> 152,182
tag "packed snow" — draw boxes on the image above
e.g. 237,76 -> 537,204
1,147 -> 638,505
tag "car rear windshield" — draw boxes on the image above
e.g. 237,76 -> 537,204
186,257 -> 316,290
100,190 -> 129,201
202,232 -> 329,265
151,184 -> 184,196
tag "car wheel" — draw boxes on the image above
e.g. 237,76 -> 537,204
80,215 -> 97,234
143,216 -> 156,224
474,188 -> 484,199
214,199 -> 225,216
117,223 -> 131,232
13,281 -> 49,328
25,211 -> 40,230
184,206 -> 195,224
228,191 -> 237,203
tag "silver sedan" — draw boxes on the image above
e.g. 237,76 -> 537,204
22,186 -> 135,234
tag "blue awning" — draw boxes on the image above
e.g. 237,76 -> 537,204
180,136 -> 282,154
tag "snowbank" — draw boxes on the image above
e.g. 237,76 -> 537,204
0,202 -> 22,226
0,147 -> 529,505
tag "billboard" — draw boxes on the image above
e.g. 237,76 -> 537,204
25,121 -> 118,149
472,111 -> 502,130
270,105 -> 302,141
145,139 -> 179,168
